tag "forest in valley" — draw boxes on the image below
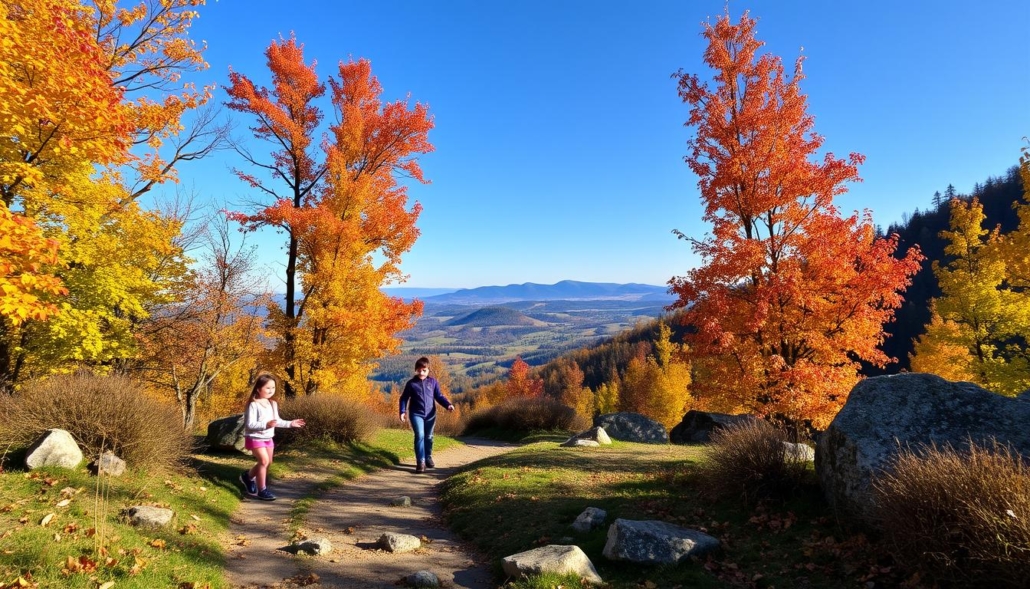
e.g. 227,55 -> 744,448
1,1 -> 1027,438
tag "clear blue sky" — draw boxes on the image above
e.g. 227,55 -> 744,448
176,0 -> 1030,289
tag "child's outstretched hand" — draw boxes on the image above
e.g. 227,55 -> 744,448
291,419 -> 305,428
446,405 -> 455,412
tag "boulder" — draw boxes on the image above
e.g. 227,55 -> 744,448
602,519 -> 720,564
593,413 -> 667,444
206,414 -> 248,454
378,532 -> 421,553
123,505 -> 174,528
571,507 -> 607,533
816,373 -> 1030,521
25,429 -> 83,470
501,545 -> 603,584
90,451 -> 126,476
669,410 -> 758,444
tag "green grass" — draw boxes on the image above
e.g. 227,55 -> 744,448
440,441 -> 903,589
0,428 -> 462,588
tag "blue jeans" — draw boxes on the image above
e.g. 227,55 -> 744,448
410,413 -> 436,464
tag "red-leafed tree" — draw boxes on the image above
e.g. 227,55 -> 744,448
226,36 -> 432,396
669,12 -> 922,429
506,357 -> 544,400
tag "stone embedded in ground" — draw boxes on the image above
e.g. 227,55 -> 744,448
669,410 -> 758,444
564,426 -> 613,446
123,505 -> 174,528
593,412 -> 668,444
283,538 -> 332,556
561,438 -> 600,448
816,373 -> 1030,521
406,570 -> 439,587
379,532 -> 421,553
25,429 -> 83,470
501,544 -> 603,584
391,496 -> 412,507
571,507 -> 607,533
602,518 -> 720,564
91,450 -> 126,476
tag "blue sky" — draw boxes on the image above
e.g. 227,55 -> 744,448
176,0 -> 1030,289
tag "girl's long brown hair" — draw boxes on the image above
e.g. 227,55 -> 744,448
243,373 -> 277,412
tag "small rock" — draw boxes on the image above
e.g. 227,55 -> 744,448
391,496 -> 412,507
379,532 -> 421,553
406,570 -> 439,587
501,544 -> 603,584
571,507 -> 607,533
91,451 -> 126,476
561,438 -> 600,448
123,505 -> 174,528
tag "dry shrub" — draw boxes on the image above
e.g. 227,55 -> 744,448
5,372 -> 191,472
698,419 -> 808,505
462,397 -> 588,438
432,404 -> 467,437
872,440 -> 1030,588
278,394 -> 380,444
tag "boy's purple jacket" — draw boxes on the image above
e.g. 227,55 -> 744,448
399,375 -> 452,418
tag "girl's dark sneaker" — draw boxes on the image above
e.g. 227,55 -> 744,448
425,457 -> 435,469
256,488 -> 277,501
240,471 -> 257,496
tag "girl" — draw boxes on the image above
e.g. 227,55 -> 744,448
240,374 -> 304,500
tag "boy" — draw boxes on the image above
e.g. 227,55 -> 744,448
399,357 -> 455,473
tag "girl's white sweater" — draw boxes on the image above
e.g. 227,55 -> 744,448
244,400 -> 292,440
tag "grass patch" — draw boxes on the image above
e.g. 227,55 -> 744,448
441,441 -> 907,588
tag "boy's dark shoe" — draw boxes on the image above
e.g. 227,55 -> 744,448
240,471 -> 257,496
425,456 -> 435,469
415,462 -> 426,474
256,489 -> 277,501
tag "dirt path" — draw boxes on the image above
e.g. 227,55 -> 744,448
225,439 -> 515,589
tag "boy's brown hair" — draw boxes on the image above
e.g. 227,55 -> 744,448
415,357 -> 430,370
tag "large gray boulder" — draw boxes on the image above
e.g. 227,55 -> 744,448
501,545 -> 603,584
602,519 -> 720,564
593,412 -> 667,444
205,414 -> 248,453
816,373 -> 1030,521
669,410 -> 758,444
25,429 -> 83,470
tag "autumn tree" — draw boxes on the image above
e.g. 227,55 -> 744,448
134,216 -> 269,429
670,12 -> 922,428
617,323 -> 692,428
226,37 -> 432,396
505,357 -> 544,400
0,0 -> 216,385
543,357 -> 593,417
910,197 -> 1030,395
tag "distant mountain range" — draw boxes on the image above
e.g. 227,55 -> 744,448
383,280 -> 674,304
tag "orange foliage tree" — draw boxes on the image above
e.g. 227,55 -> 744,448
669,12 -> 922,429
506,357 -> 544,400
226,36 -> 432,396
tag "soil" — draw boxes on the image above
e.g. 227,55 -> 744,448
224,438 -> 516,589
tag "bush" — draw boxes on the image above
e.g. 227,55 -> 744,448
698,419 -> 808,505
2,372 -> 191,472
462,397 -> 588,438
872,440 -> 1030,588
278,394 -> 380,444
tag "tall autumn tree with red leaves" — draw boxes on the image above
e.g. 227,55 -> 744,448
226,36 -> 432,397
669,12 -> 922,429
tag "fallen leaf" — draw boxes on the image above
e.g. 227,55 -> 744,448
56,499 -> 71,508
40,513 -> 55,527
99,582 -> 115,589
149,539 -> 166,549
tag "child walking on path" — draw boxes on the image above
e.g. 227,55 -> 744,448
399,357 -> 454,473
240,373 -> 305,500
